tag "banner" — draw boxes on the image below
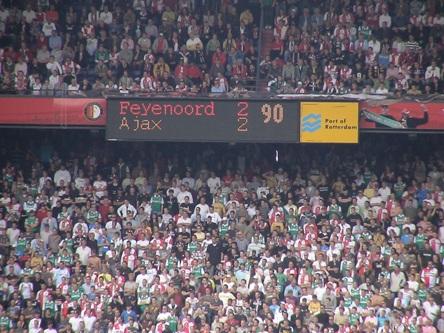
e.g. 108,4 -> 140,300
0,97 -> 106,126
360,99 -> 444,130
300,102 -> 359,143
0,95 -> 444,133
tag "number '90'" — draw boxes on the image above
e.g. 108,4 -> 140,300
261,104 -> 284,124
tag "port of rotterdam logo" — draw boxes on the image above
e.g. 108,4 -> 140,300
302,113 -> 321,132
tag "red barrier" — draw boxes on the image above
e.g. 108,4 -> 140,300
0,96 -> 443,131
0,97 -> 106,126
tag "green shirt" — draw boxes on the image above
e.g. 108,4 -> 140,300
69,288 -> 84,301
219,223 -> 229,237
393,182 -> 406,199
0,316 -> 11,329
358,26 -> 371,40
349,313 -> 360,325
363,171 -> 373,185
359,294 -> 371,308
63,238 -> 74,252
44,300 -> 56,315
168,316 -> 178,332
349,287 -> 360,300
86,210 -> 100,224
418,289 -> 427,302
16,238 -> 27,254
187,242 -> 198,253
276,273 -> 287,290
288,223 -> 299,236
59,254 -> 73,265
415,234 -> 426,249
409,324 -> 418,333
25,216 -> 38,233
394,214 -> 406,225
192,265 -> 204,278
47,253 -> 57,265
328,204 -> 341,218
166,257 -> 176,271
150,194 -> 163,213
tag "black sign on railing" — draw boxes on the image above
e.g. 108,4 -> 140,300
106,97 -> 300,143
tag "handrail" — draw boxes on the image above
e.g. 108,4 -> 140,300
2,89 -> 444,102
255,4 -> 265,92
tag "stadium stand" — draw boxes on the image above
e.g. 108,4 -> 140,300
0,0 -> 261,95
2,0 -> 443,96
259,0 -> 444,95
0,0 -> 443,333
0,129 -> 443,332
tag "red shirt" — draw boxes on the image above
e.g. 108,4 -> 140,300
46,10 -> 59,22
36,36 -> 48,50
212,51 -> 227,66
270,39 -> 283,51
187,64 -> 202,79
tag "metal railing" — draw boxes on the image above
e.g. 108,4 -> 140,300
2,88 -> 444,102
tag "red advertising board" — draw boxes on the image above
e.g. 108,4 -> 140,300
360,99 -> 444,130
0,96 -> 444,132
0,97 -> 106,126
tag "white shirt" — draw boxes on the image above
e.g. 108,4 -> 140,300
68,316 -> 82,333
378,186 -> 391,201
75,177 -> 87,190
356,195 -> 369,208
19,281 -> 33,299
75,246 -> 92,266
46,61 -> 62,74
117,203 -> 137,218
423,301 -> 440,321
207,212 -> 221,224
54,169 -> 71,186
6,228 -> 20,247
177,190 -> 193,204
195,203 -> 210,218
22,10 -> 36,24
93,180 -> 107,198
135,273 -> 151,286
207,177 -> 221,193
425,66 -> 441,80
82,314 -> 96,332
44,329 -> 57,333
28,319 -> 41,331
0,9 -> 9,22
379,14 -> 391,27
136,239 -> 149,256
99,11 -> 113,24
368,40 -> 381,54
42,22 -> 56,37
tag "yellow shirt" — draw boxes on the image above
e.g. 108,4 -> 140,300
308,300 -> 321,314
162,10 -> 176,24
364,188 -> 375,199
213,202 -> 226,218
334,313 -> 348,325
240,10 -> 253,25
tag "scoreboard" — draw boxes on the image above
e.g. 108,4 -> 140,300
106,97 -> 359,143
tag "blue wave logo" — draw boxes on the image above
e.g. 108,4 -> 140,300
302,113 -> 321,132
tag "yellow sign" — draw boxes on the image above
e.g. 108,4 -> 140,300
300,102 -> 359,143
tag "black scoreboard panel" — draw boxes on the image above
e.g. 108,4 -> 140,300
106,97 -> 300,143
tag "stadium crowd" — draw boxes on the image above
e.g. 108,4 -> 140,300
260,0 -> 444,95
0,132 -> 442,333
0,0 -> 260,95
3,0 -> 444,96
